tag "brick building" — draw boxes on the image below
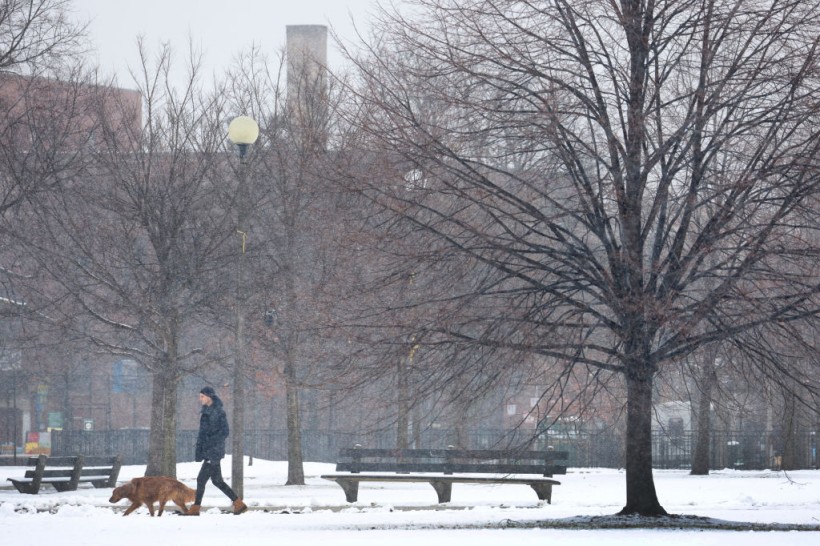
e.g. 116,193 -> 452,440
0,73 -> 141,458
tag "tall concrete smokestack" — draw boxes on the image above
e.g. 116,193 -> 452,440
286,25 -> 328,149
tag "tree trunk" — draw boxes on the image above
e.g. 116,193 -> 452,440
619,371 -> 667,516
145,369 -> 177,477
62,370 -> 74,432
781,390 -> 798,471
159,378 -> 177,477
146,373 -> 165,476
453,396 -> 470,450
397,357 -> 409,449
285,359 -> 305,485
412,405 -> 422,449
691,355 -> 717,475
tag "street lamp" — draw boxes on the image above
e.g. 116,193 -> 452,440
227,114 -> 258,498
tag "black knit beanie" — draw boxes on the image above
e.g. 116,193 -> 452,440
200,386 -> 216,399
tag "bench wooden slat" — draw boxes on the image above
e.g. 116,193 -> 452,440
338,448 -> 569,460
335,462 -> 567,475
78,467 -> 117,477
14,475 -> 114,484
323,473 -> 562,485
34,456 -> 80,464
82,456 -> 121,467
25,469 -> 76,479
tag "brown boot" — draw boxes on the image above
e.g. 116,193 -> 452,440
232,499 -> 248,515
182,505 -> 201,516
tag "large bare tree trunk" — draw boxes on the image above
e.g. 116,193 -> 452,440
620,369 -> 666,516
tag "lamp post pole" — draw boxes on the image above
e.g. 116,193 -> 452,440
227,115 -> 259,499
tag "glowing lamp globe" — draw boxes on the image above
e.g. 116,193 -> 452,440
228,116 -> 259,156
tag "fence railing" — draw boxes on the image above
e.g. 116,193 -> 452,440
49,428 -> 818,470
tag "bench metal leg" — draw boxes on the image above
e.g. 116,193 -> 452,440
429,480 -> 452,503
529,482 -> 553,503
336,479 -> 360,502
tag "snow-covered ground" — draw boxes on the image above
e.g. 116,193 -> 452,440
2,457 -> 819,544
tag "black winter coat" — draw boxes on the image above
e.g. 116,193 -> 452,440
195,396 -> 229,462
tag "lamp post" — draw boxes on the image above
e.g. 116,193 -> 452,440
227,115 -> 259,498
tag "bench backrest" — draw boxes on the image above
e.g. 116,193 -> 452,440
21,455 -> 121,484
84,455 -> 122,487
22,455 -> 81,468
336,447 -> 568,476
21,455 -> 120,468
21,455 -> 83,490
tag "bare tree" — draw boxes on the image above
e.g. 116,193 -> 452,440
16,41 -> 244,476
343,0 -> 820,516
0,0 -> 87,213
1,0 -> 87,300
0,0 -> 93,449
0,0 -> 85,73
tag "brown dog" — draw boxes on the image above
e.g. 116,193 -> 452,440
109,476 -> 195,516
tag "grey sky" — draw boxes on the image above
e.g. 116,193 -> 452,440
72,0 -> 381,85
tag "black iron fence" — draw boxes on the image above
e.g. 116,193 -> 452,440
49,428 -> 818,470
652,430 -> 818,470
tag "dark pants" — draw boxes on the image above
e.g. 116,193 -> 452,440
194,460 -> 238,505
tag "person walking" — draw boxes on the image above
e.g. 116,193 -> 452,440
183,386 -> 248,515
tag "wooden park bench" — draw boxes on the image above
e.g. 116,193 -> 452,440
321,446 -> 567,504
7,454 -> 122,494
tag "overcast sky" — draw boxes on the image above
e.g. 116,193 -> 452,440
71,0 -> 382,86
